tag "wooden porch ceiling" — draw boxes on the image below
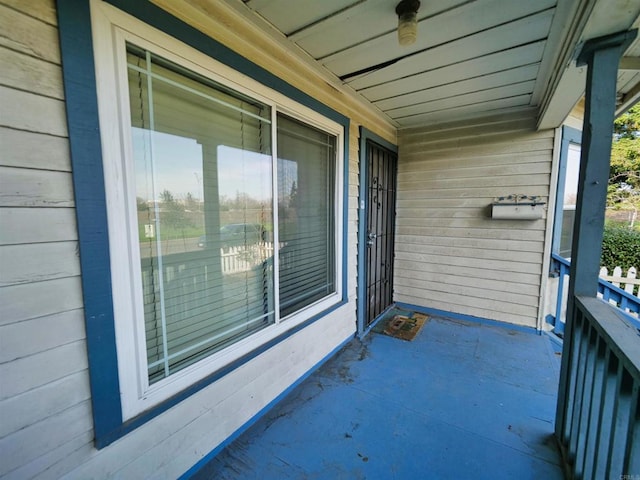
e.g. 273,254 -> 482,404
241,0 -> 640,129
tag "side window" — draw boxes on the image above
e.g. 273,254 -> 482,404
553,126 -> 582,258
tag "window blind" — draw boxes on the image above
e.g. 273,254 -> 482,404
127,45 -> 275,384
277,113 -> 336,317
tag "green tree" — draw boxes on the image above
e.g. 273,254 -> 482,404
608,105 -> 640,227
159,189 -> 192,232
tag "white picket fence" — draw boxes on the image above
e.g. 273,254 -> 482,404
221,242 -> 276,274
598,265 -> 640,297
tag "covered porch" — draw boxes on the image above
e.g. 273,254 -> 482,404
3,0 -> 640,478
190,312 -> 564,479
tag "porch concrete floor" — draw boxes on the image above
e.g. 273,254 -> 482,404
193,315 -> 565,479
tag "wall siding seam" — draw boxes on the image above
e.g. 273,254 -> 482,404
0,124 -> 69,140
0,5 -> 61,65
0,83 -> 65,103
403,131 -> 555,148
1,1 -> 58,27
0,307 -> 84,328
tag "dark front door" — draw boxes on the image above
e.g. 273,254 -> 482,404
365,139 -> 398,326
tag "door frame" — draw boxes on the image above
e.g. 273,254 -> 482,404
357,127 -> 399,337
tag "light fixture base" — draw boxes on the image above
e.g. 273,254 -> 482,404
396,0 -> 420,46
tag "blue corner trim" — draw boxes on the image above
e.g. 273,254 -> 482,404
395,302 -> 540,335
56,0 -> 123,443
57,0 -> 352,448
178,333 -> 355,479
357,128 -> 398,335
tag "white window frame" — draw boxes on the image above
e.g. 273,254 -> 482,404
91,1 -> 344,420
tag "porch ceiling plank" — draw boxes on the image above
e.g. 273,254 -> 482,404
374,64 -> 539,112
318,0 -> 555,76
617,78 -> 640,114
243,0 -> 356,35
619,56 -> 640,70
388,81 -> 536,119
294,0 -> 470,59
617,70 -> 640,93
348,13 -> 551,93
395,96 -> 533,127
287,0 -> 389,43
235,0 -> 639,129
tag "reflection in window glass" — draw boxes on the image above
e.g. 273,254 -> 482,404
127,45 -> 274,383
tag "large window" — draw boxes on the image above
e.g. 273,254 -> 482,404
94,14 -> 344,419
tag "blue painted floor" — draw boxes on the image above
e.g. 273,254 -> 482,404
193,315 -> 564,479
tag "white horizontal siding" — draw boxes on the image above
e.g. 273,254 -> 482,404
0,2 -> 94,479
395,111 -> 554,327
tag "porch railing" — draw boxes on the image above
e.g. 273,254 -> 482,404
556,295 -> 640,479
548,254 -> 640,336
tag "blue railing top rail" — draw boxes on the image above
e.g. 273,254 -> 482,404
576,295 -> 640,391
550,253 -> 640,328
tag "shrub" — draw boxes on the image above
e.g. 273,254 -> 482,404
601,224 -> 640,270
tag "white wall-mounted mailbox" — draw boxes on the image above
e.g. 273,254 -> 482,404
491,195 -> 545,220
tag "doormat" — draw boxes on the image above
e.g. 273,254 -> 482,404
373,311 -> 429,341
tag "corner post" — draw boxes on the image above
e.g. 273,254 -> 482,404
555,29 -> 637,440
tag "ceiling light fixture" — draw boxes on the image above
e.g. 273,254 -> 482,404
396,0 -> 420,46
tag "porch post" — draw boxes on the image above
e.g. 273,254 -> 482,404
555,30 -> 637,438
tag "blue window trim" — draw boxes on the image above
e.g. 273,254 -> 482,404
57,0 -> 350,448
551,126 -> 582,256
356,127 -> 398,337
